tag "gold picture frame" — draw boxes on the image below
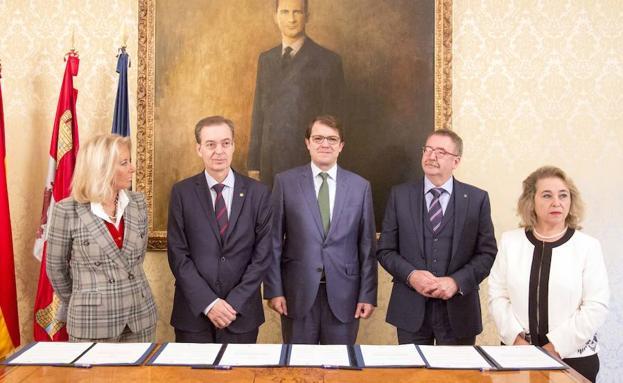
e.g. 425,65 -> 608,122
136,0 -> 453,250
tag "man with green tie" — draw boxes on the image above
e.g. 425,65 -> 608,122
264,115 -> 377,344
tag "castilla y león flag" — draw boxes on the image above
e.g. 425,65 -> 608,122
0,68 -> 21,359
33,53 -> 80,341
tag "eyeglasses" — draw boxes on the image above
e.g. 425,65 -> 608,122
310,135 -> 341,146
203,140 -> 233,151
422,146 -> 459,158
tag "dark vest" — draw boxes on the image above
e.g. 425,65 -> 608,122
423,190 -> 455,277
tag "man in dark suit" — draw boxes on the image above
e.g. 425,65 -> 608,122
264,115 -> 377,344
377,129 -> 497,345
248,0 -> 345,188
167,116 -> 272,343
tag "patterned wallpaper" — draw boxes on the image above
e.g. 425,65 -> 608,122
1,2 -> 621,381
453,1 -> 623,382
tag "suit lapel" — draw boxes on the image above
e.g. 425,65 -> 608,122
224,171 -> 248,243
121,195 -> 139,265
299,166 -> 324,238
410,180 -> 425,256
451,179 -> 468,261
193,172 -> 221,244
282,39 -> 315,83
76,202 -> 130,271
326,166 -> 349,239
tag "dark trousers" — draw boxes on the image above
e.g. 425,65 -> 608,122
397,299 -> 475,345
563,354 -> 599,383
175,325 -> 258,344
281,284 -> 359,344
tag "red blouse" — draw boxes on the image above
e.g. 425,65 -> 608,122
104,217 -> 125,249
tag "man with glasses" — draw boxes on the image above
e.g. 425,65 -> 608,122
264,115 -> 377,344
377,129 -> 497,345
167,116 -> 272,343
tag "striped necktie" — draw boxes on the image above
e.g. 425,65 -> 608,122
212,183 -> 228,239
428,187 -> 445,233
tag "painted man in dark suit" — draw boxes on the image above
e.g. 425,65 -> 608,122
377,129 -> 497,345
168,116 -> 272,343
248,0 -> 345,188
264,115 -> 377,344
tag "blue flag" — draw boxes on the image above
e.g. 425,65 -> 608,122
112,48 -> 130,136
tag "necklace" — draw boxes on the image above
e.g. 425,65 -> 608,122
108,194 -> 119,221
533,226 -> 567,240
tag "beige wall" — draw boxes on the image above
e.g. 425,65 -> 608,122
453,1 -> 623,381
2,1 -> 621,380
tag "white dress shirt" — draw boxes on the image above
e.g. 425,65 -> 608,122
311,162 -> 337,219
282,36 -> 305,57
204,168 -> 235,219
90,189 -> 130,230
424,176 -> 453,214
203,168 -> 235,315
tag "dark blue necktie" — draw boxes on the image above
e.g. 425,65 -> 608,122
428,188 -> 445,233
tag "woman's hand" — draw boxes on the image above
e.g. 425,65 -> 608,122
542,343 -> 561,359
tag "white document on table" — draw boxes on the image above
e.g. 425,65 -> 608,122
74,342 -> 153,365
479,345 -> 565,369
418,345 -> 493,369
150,343 -> 223,366
359,344 -> 425,367
150,343 -> 222,365
5,342 -> 94,365
288,344 -> 351,366
218,343 -> 284,366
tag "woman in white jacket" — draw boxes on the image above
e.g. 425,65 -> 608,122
488,166 -> 609,383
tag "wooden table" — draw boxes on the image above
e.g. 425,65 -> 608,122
0,364 -> 590,382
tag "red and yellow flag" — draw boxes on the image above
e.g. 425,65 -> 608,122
0,68 -> 21,359
33,53 -> 80,341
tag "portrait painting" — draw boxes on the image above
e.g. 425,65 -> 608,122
137,0 -> 452,249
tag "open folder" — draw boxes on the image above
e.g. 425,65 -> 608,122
148,343 -> 289,367
353,344 -> 425,368
2,342 -> 155,367
479,345 -> 567,370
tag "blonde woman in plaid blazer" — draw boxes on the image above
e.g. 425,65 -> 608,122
47,134 -> 157,342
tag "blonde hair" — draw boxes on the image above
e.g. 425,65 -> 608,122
517,166 -> 584,230
71,134 -> 131,203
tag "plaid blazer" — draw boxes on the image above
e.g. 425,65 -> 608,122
46,191 -> 158,340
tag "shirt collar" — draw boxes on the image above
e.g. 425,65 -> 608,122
204,168 -> 235,190
282,36 -> 306,56
311,162 -> 337,180
424,176 -> 453,196
90,189 -> 130,226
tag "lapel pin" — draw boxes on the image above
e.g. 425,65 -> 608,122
464,194 -> 467,198
240,193 -> 244,197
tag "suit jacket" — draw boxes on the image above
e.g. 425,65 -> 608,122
46,192 -> 157,340
264,165 -> 377,323
167,171 -> 272,333
377,178 -> 497,337
248,38 -> 345,187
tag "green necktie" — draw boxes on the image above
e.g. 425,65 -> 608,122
318,172 -> 331,235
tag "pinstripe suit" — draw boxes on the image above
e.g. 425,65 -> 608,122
46,191 -> 158,341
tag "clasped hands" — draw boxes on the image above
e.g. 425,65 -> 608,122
268,296 -> 374,319
409,270 -> 458,300
207,299 -> 237,329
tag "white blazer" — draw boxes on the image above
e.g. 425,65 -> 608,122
488,228 -> 609,358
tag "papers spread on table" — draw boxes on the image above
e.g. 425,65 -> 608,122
3,342 -> 94,365
149,343 -> 222,366
480,345 -> 566,370
357,344 -> 425,367
419,345 -> 493,370
218,344 -> 285,366
288,344 -> 351,367
73,342 -> 154,366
